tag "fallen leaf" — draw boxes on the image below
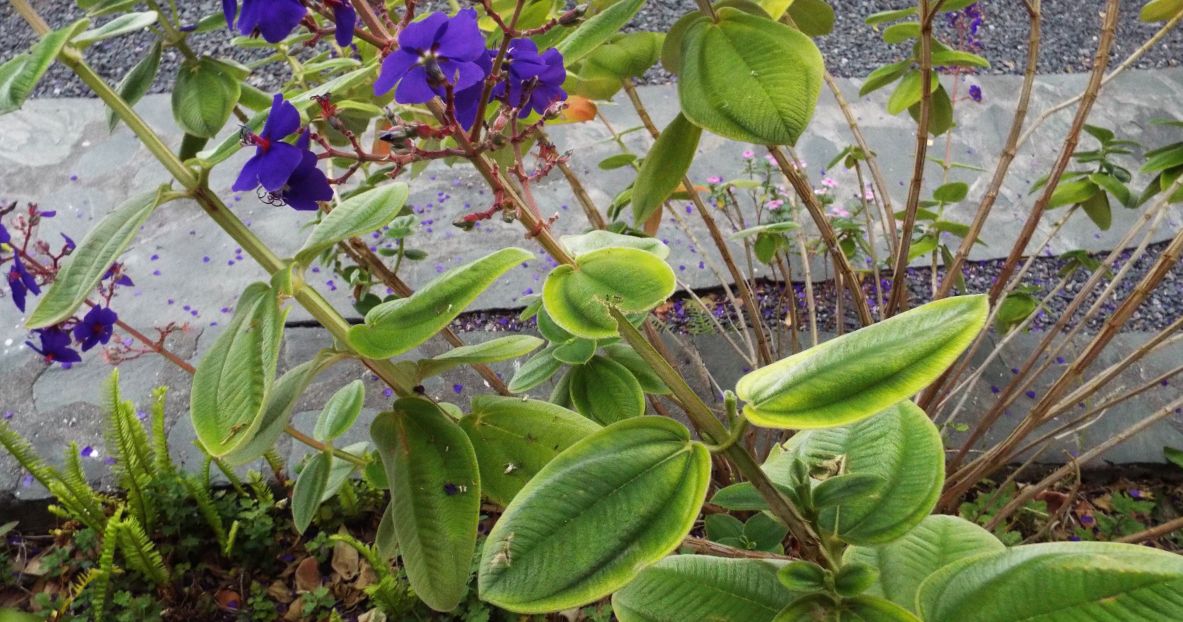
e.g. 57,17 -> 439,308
331,530 -> 360,582
294,556 -> 322,593
215,589 -> 242,612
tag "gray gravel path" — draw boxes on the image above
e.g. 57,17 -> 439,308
2,0 -> 1180,98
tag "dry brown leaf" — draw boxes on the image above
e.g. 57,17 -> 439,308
294,556 -> 322,593
331,532 -> 360,582
268,579 -> 294,604
284,596 -> 306,621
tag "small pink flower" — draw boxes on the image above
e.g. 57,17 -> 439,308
764,154 -> 778,165
821,177 -> 838,188
766,199 -> 784,209
707,176 -> 723,184
742,150 -> 755,159
830,206 -> 851,218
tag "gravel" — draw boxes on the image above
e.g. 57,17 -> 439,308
3,0 -> 1181,97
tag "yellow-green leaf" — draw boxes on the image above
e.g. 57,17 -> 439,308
542,247 -> 676,339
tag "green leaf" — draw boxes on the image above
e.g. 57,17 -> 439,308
614,556 -> 796,621
321,441 -> 366,503
542,247 -> 676,339
778,560 -> 829,592
416,335 -> 544,381
171,57 -> 240,138
0,20 -> 87,115
1090,172 -> 1132,207
109,40 -> 161,131
372,398 -> 480,612
931,49 -> 990,68
917,542 -> 1183,621
561,230 -> 671,259
811,473 -> 884,509
787,0 -> 835,36
296,183 -> 409,265
556,0 -> 646,65
1165,446 -> 1183,470
768,402 -> 944,545
859,60 -> 912,97
459,396 -> 600,506
632,113 -> 702,224
601,343 -> 670,394
678,8 -> 824,145
599,153 -> 638,170
994,291 -> 1038,333
190,283 -> 285,457
908,83 -> 954,135
1048,178 -> 1099,208
1141,0 -> 1183,22
349,247 -> 533,358
866,8 -> 916,25
711,481 -> 798,512
223,352 -> 346,466
313,380 -> 365,442
844,515 -> 1004,612
834,563 -> 879,597
932,181 -> 969,204
1080,189 -> 1112,231
507,345 -> 564,393
579,32 -> 664,83
1141,143 -> 1183,173
553,338 -> 597,365
479,417 -> 711,613
568,355 -> 646,424
736,296 -> 987,429
291,451 -> 330,534
27,188 -> 165,328
882,21 -> 920,43
72,11 -> 157,47
887,71 -> 939,116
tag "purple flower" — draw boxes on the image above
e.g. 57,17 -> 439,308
225,0 -> 306,44
101,263 -> 134,287
374,10 -> 486,103
968,84 -> 983,103
7,255 -> 40,312
60,233 -> 75,251
0,223 -> 9,246
454,50 -> 494,129
234,94 -> 304,193
73,306 -> 118,352
274,133 -> 334,211
490,39 -> 567,116
26,328 -> 81,365
324,0 -> 356,47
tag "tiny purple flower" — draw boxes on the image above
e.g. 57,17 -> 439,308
374,10 -> 487,103
234,94 -> 304,193
968,84 -> 983,103
73,306 -> 118,352
7,255 -> 41,312
324,0 -> 357,47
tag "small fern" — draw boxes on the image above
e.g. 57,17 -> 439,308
59,567 -> 100,619
90,507 -> 124,620
181,474 -> 228,554
149,386 -> 173,475
115,515 -> 169,585
58,442 -> 108,531
104,370 -> 156,529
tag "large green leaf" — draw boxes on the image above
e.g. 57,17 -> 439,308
787,0 -> 835,36
479,417 -> 710,613
291,450 -> 330,534
222,351 -> 347,466
415,335 -> 544,381
459,396 -> 600,506
371,398 -> 480,612
71,11 -> 157,46
561,230 -> 671,260
774,594 -> 920,621
844,515 -> 1004,612
349,247 -> 533,358
171,57 -> 240,138
190,283 -> 285,457
568,355 -> 646,424
632,113 -> 702,225
556,0 -> 647,65
768,402 -> 944,545
542,247 -> 675,339
109,40 -> 161,131
296,183 -> 409,265
613,556 -> 796,621
0,20 -> 87,115
678,8 -> 824,145
602,343 -> 670,394
313,379 -> 365,442
736,295 -> 987,429
27,188 -> 165,328
917,542 -> 1183,621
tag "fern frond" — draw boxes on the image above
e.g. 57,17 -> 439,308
59,442 -> 108,530
150,386 -> 173,475
47,480 -> 105,532
60,567 -> 100,618
180,474 -> 227,553
263,450 -> 286,485
91,507 -> 123,620
103,370 -> 156,529
0,418 -> 57,489
115,515 -> 169,585
213,458 -> 248,496
246,472 -> 275,508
